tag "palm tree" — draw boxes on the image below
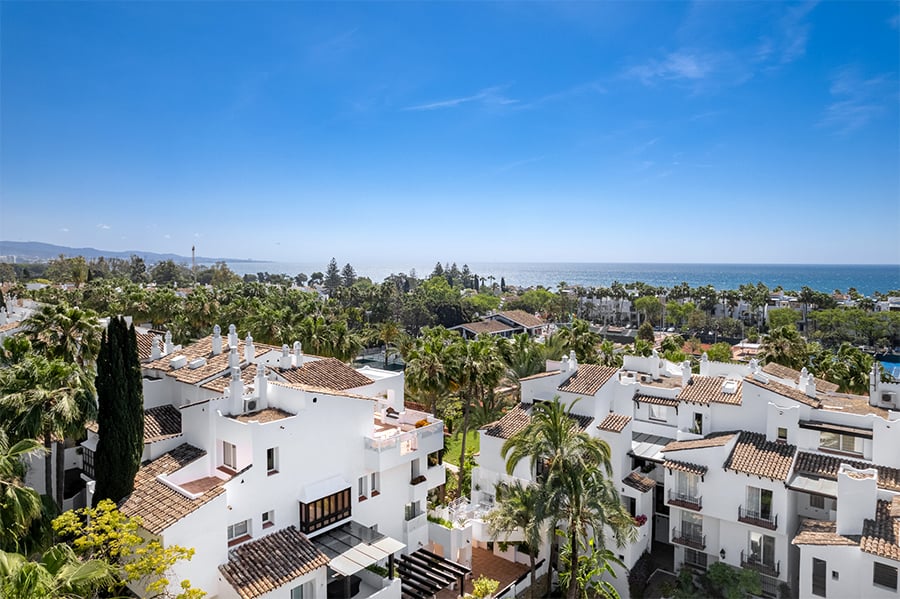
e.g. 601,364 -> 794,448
372,321 -> 404,369
0,432 -> 44,553
501,398 -> 635,599
759,325 -> 808,370
298,314 -> 333,356
0,355 -> 97,511
0,543 -> 115,599
485,481 -> 545,597
403,327 -> 459,414
499,333 -> 545,381
559,319 -> 600,364
25,303 -> 101,370
453,335 -> 506,494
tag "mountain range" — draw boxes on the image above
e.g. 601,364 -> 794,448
0,241 -> 252,264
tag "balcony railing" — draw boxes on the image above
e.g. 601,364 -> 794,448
738,506 -> 778,530
668,489 -> 702,511
671,527 -> 706,550
741,550 -> 780,578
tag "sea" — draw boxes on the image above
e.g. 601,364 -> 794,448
216,261 -> 900,297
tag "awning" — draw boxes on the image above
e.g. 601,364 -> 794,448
630,432 -> 674,463
397,548 -> 471,599
299,475 -> 350,504
312,521 -> 405,577
80,437 -> 98,452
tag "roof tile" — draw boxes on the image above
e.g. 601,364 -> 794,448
677,376 -> 742,405
664,460 -> 708,477
598,413 -> 632,433
623,471 -> 657,493
793,452 -> 900,492
219,527 -> 330,599
724,431 -> 796,481
272,358 -> 374,391
662,432 -> 737,452
557,364 -> 618,396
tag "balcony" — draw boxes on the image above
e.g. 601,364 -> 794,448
365,421 -> 443,472
740,550 -> 780,578
671,527 -> 706,550
403,512 -> 427,535
738,506 -> 778,531
668,489 -> 702,511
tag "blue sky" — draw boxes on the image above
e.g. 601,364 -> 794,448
1,1 -> 898,265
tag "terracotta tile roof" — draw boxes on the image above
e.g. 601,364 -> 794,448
664,460 -> 708,477
482,403 -> 593,439
860,500 -> 900,561
144,405 -> 182,442
762,362 -> 839,393
145,335 -> 269,385
120,444 -> 224,534
135,331 -> 164,362
0,321 -> 24,334
724,432 -> 796,481
623,471 -> 657,493
201,364 -> 259,393
519,370 -> 561,382
457,320 -> 515,335
494,310 -> 545,329
557,364 -> 618,396
677,376 -> 742,405
744,376 -> 821,408
597,413 -> 632,433
219,526 -> 329,599
633,393 -> 679,407
792,519 -> 858,546
272,358 -> 374,391
793,452 -> 900,492
662,432 -> 737,452
819,394 -> 890,417
483,404 -> 531,439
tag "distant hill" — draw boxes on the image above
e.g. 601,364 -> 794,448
0,241 -> 254,265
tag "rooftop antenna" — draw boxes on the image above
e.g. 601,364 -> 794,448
191,245 -> 196,284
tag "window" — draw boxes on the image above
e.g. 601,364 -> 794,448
262,510 -> 274,529
299,488 -> 351,534
684,548 -> 707,569
223,441 -> 237,470
812,558 -> 826,597
677,472 -> 699,500
745,486 -> 773,521
370,472 -> 380,496
290,581 -> 313,599
693,413 -> 703,435
82,447 -> 95,478
777,427 -> 788,442
227,519 -> 250,542
266,447 -> 279,474
748,531 -> 775,568
873,562 -> 898,591
649,404 -> 667,421
405,501 -> 422,521
358,475 -> 368,499
819,432 -> 861,454
809,494 -> 825,509
427,450 -> 442,467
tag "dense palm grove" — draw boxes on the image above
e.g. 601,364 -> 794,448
1,254 -> 899,597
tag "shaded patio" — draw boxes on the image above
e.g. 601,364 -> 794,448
435,547 -> 530,599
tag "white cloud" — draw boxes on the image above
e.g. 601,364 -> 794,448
404,86 -> 518,111
96,223 -> 110,230
59,227 -> 69,232
626,51 -> 717,85
164,234 -> 172,239
820,66 -> 894,134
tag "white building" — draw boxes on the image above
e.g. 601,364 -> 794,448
80,324 -> 455,599
471,350 -> 900,598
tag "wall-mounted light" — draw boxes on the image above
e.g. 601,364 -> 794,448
720,548 -> 726,559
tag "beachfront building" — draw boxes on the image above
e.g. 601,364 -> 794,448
468,349 -> 900,598
452,310 -> 546,340
78,324 -> 450,599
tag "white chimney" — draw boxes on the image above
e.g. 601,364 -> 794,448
255,365 -> 268,407
164,331 -> 174,355
212,324 -> 222,355
228,324 -> 238,347
699,352 -> 709,376
560,354 -> 570,373
682,360 -> 692,387
293,341 -> 303,366
150,336 -> 161,360
805,377 -> 817,398
280,344 -> 292,369
749,358 -> 759,374
799,367 -> 810,388
836,464 -> 878,536
569,353 -> 578,372
650,349 -> 660,379
0,309 -> 7,326
229,346 -> 240,369
244,334 -> 254,363
229,367 -> 244,414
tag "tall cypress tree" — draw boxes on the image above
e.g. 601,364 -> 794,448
93,317 -> 144,505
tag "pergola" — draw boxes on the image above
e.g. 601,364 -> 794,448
396,548 -> 471,599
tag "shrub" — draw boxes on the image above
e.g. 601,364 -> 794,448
628,551 -> 655,598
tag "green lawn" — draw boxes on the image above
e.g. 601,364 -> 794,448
443,430 -> 480,466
